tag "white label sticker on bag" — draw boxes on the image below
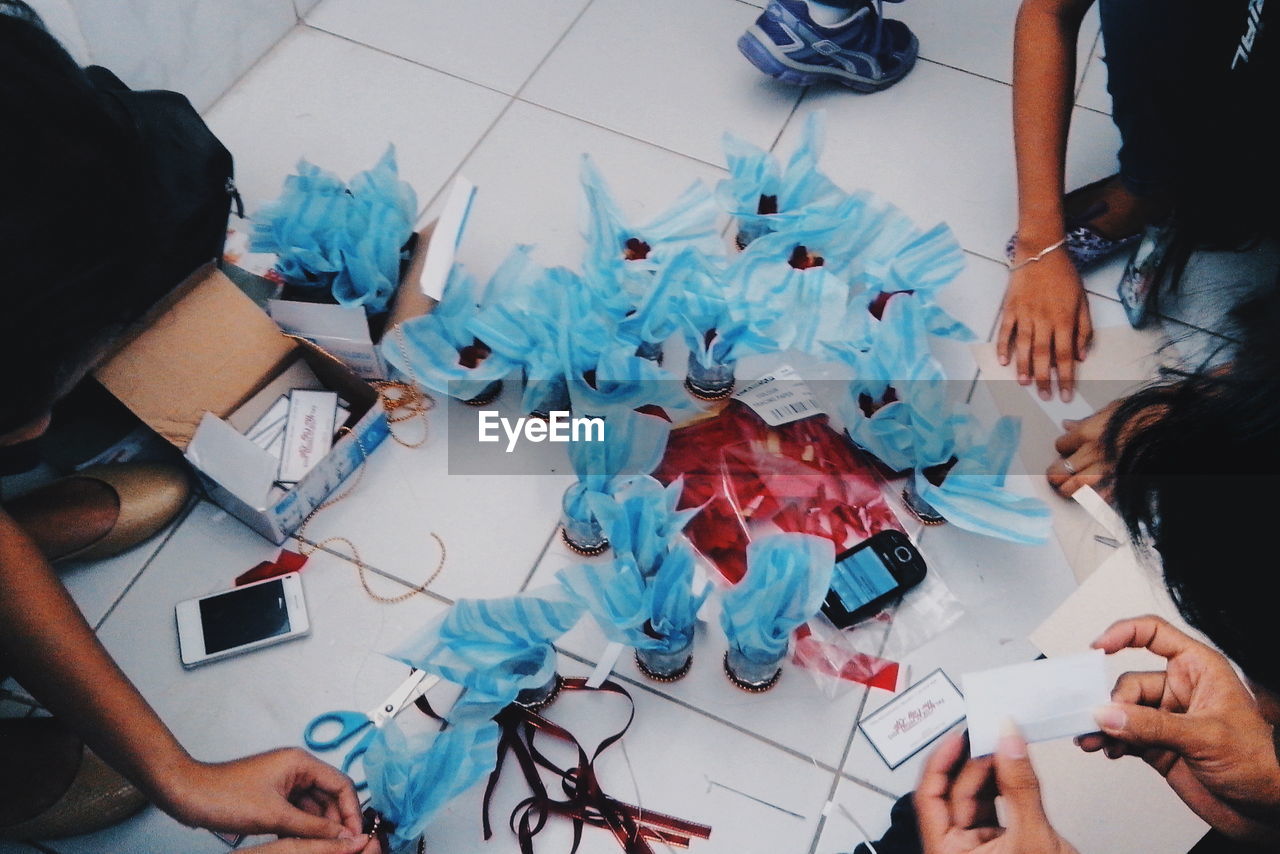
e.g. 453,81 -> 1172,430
734,364 -> 825,426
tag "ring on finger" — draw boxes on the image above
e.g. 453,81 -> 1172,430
1061,457 -> 1077,475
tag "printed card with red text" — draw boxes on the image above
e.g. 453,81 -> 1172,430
859,669 -> 965,769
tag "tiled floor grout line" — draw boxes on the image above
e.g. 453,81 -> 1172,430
203,19 -> 310,117
509,98 -> 735,176
517,523 -> 563,593
553,647 -> 848,776
916,56 -> 1010,90
301,22 -> 512,101
805,592 -> 904,851
1075,27 -> 1102,101
299,536 -> 457,607
90,498 -> 201,631
767,87 -> 810,155
414,0 -> 598,219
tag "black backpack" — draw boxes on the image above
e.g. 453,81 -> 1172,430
85,65 -> 242,295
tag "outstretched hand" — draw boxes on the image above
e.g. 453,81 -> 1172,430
997,249 -> 1091,403
916,728 -> 1078,854
1079,616 -> 1280,842
160,748 -> 365,841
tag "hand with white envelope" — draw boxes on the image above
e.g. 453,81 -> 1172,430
1080,616 -> 1280,844
915,728 -> 1077,854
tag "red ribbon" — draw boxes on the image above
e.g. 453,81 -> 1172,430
235,549 -> 308,586
481,678 -> 712,854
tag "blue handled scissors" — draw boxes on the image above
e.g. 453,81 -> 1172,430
304,668 -> 440,790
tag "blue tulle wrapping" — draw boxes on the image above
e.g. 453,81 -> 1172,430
841,295 -> 957,470
719,533 -> 835,664
914,416 -> 1053,545
566,347 -> 699,421
558,539 -> 708,653
468,249 -> 570,414
383,264 -> 514,400
580,155 -> 723,294
251,145 -> 417,314
718,112 -> 843,246
368,589 -> 584,849
364,718 -> 501,851
585,476 -> 697,577
562,410 -> 673,530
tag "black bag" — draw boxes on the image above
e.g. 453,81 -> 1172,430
84,65 -> 242,295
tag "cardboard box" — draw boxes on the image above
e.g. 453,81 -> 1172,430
94,264 -> 391,544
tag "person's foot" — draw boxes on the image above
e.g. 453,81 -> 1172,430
1063,174 -> 1168,242
738,0 -> 918,92
2,463 -> 190,563
1006,175 -> 1170,271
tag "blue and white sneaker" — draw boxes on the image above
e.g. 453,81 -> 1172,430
738,0 -> 918,92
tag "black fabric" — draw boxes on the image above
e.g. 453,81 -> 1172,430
83,64 -> 239,304
852,794 -> 921,854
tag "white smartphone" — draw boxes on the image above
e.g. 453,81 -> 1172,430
175,573 -> 310,668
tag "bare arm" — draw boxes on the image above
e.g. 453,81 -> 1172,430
1012,0 -> 1092,249
0,508 -> 193,796
0,508 -> 362,841
998,0 -> 1096,402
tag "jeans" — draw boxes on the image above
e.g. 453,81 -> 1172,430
1097,0 -> 1197,198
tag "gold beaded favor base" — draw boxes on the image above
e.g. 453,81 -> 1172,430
513,673 -> 563,712
722,652 -> 781,693
462,381 -> 503,407
634,649 -> 693,683
684,377 -> 735,401
561,527 -> 610,557
900,488 -> 947,525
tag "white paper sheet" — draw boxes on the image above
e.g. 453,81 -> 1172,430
962,650 -> 1111,757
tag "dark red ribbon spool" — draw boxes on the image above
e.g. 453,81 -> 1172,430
477,677 -> 712,854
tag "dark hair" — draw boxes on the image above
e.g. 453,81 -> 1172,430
0,6 -> 150,436
1107,281 -> 1280,693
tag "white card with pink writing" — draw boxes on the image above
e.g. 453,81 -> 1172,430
860,669 -> 966,769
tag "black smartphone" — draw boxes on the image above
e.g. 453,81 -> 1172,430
820,530 -> 927,629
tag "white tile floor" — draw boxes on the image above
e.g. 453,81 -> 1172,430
3,2 -> 1227,853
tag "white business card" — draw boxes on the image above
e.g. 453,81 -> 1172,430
278,390 -> 338,484
859,669 -> 966,769
962,650 -> 1111,757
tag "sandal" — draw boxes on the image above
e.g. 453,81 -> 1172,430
1006,175 -> 1142,270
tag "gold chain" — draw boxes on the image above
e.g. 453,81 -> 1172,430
368,324 -> 438,449
283,329 -> 445,603
294,432 -> 446,603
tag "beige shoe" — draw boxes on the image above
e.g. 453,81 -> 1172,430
5,463 -> 191,563
0,718 -> 148,841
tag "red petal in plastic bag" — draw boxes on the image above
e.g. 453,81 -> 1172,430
655,402 -> 903,584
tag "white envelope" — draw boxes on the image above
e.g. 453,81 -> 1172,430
962,650 -> 1110,757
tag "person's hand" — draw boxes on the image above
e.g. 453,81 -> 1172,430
241,837 -> 382,854
1079,617 -> 1280,842
915,728 -> 1078,854
996,247 -> 1091,403
1045,400 -> 1120,497
159,748 -> 364,841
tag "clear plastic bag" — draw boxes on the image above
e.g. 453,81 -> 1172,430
792,564 -> 965,699
653,401 -> 902,584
